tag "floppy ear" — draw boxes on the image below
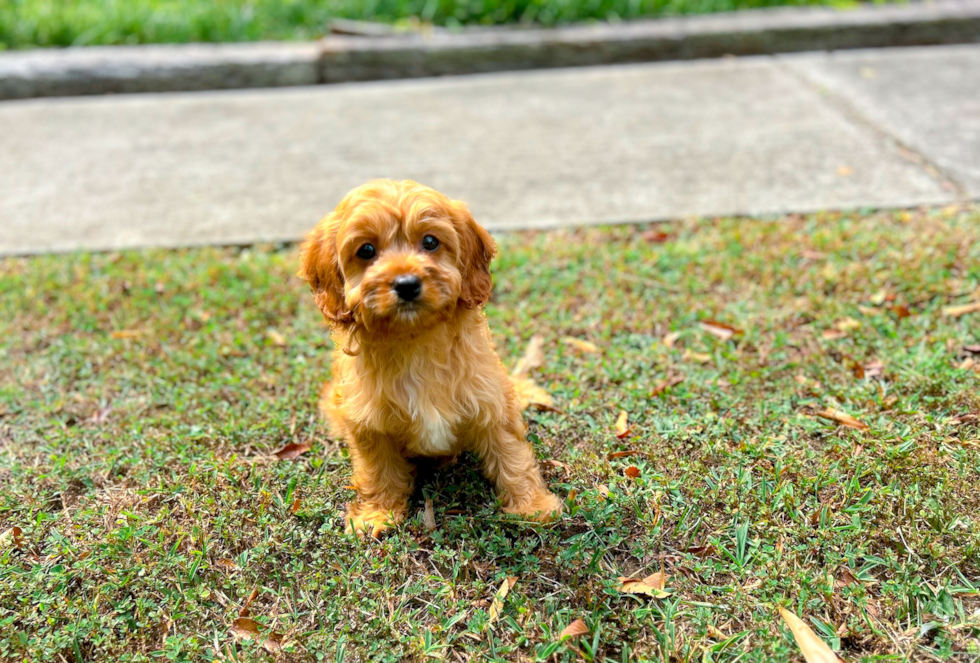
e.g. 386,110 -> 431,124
453,202 -> 497,309
297,215 -> 354,327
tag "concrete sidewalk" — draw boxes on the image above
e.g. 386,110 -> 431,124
1,44 -> 977,255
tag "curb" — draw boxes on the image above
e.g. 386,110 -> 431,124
2,0 -> 979,100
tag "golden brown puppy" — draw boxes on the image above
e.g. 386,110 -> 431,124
298,179 -> 562,537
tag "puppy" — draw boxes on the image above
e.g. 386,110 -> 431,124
298,179 -> 563,537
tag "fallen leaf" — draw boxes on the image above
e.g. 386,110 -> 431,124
511,375 -> 554,410
956,358 -> 976,371
862,360 -> 885,378
607,450 -> 646,460
813,407 -> 869,431
266,329 -> 287,346
616,573 -> 669,598
511,335 -> 546,378
685,544 -> 716,558
111,329 -> 144,339
821,329 -> 848,340
545,459 -> 571,474
273,442 -> 312,460
597,484 -> 611,499
640,229 -> 672,243
214,558 -> 239,572
562,337 -> 599,354
662,331 -> 682,348
858,305 -> 883,316
559,619 -> 590,639
683,350 -> 711,364
651,375 -> 684,396
801,250 -> 827,260
699,320 -> 742,342
778,606 -> 843,663
835,317 -> 861,331
624,466 -> 641,479
89,404 -> 113,425
261,634 -> 283,654
615,411 -> 631,438
0,526 -> 23,549
423,498 -> 437,532
290,497 -> 301,515
230,617 -> 261,641
947,413 -> 978,426
890,304 -> 912,319
239,588 -> 259,617
487,577 -> 518,625
964,344 -> 980,353
707,624 -> 727,640
943,301 -> 980,317
836,567 -> 859,588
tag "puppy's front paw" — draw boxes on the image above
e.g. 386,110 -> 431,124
504,490 -> 564,523
345,505 -> 404,538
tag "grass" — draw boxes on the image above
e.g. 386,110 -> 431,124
1,205 -> 980,662
0,0 -> 854,49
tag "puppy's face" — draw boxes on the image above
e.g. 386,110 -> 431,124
299,180 -> 496,338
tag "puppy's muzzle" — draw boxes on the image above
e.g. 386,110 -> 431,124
392,274 -> 422,302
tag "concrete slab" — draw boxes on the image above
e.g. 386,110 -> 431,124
0,55 -> 950,254
783,45 -> 980,196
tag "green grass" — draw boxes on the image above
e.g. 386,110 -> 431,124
0,0 -> 853,49
2,206 -> 980,662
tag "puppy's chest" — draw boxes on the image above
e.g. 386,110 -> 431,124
365,367 -> 461,456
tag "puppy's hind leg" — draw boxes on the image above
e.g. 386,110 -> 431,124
469,406 -> 562,522
345,431 -> 414,538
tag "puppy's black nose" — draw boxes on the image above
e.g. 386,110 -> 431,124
393,275 -> 422,301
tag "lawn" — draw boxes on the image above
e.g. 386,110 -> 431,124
0,0 -> 851,49
1,205 -> 979,662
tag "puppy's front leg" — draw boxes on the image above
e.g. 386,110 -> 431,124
345,431 -> 414,538
470,409 -> 563,522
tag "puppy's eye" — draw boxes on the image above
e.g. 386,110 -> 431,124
356,243 -> 376,260
421,235 -> 439,251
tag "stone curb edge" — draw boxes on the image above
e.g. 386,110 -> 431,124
1,0 -> 978,100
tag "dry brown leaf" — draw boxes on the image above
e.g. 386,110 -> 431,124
821,329 -> 848,341
559,619 -> 590,639
261,634 -> 283,654
964,344 -> 980,353
662,331 -> 682,348
813,407 -> 869,431
858,305 -> 882,316
545,459 -> 571,474
214,558 -> 239,572
273,442 -> 312,460
239,588 -> 259,617
290,497 -> 301,515
562,337 -> 599,354
685,544 -> 716,558
607,450 -> 645,460
266,329 -> 287,346
111,329 -> 144,339
89,404 -> 113,425
597,484 -> 611,498
836,567 -> 859,588
683,350 -> 711,364
956,357 -> 976,371
511,335 -> 546,379
511,375 -> 554,410
651,375 -> 684,396
699,320 -> 742,342
947,413 -> 978,426
230,617 -> 260,641
487,577 -> 518,625
801,250 -> 827,260
640,229 -> 672,243
890,304 -> 912,319
624,466 -> 641,479
616,573 -> 669,598
943,301 -> 980,317
615,411 -> 631,439
862,360 -> 885,378
0,526 -> 23,549
423,498 -> 437,532
778,606 -> 843,663
835,317 -> 861,331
